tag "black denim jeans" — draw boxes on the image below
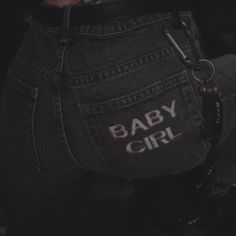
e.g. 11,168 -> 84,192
1,5 -> 236,236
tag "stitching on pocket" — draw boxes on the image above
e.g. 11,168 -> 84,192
7,70 -> 38,99
78,71 -> 188,114
6,70 -> 40,172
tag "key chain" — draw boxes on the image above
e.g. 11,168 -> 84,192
163,20 -> 224,226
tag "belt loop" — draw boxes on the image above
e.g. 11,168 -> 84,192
60,5 -> 72,44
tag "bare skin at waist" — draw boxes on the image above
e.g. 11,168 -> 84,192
45,0 -> 102,7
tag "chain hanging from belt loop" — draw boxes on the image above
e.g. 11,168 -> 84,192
164,2 -> 223,166
164,1 -> 224,227
60,5 -> 72,44
164,18 -> 223,153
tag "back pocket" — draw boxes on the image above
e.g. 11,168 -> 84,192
76,71 -> 210,179
0,70 -> 40,172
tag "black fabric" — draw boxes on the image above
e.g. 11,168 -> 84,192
32,0 -> 180,27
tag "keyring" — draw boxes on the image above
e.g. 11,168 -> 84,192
191,59 -> 216,83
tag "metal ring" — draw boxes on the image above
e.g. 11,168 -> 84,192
191,59 -> 216,83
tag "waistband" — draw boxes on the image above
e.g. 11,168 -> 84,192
30,0 -> 190,29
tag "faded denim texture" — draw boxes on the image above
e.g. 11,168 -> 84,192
0,7 -> 236,235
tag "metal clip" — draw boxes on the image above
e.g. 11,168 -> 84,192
163,26 -> 202,71
164,25 -> 215,84
164,27 -> 193,68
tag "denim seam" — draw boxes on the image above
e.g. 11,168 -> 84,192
55,45 -> 68,74
7,71 -> 41,171
7,69 -> 39,96
17,41 -> 192,88
16,52 -> 56,85
20,90 -> 41,172
79,71 -> 188,114
68,42 -> 191,78
87,115 -> 130,174
77,100 -> 124,177
66,42 -> 192,88
29,88 -> 41,171
55,86 -> 83,168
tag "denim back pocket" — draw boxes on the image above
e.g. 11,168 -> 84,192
0,70 -> 40,172
68,70 -> 210,179
63,68 -> 209,179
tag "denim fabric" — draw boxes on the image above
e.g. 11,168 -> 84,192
0,7 -> 236,235
0,11 -> 211,179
